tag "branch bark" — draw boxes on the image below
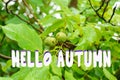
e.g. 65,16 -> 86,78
88,0 -> 107,22
102,0 -> 110,17
10,10 -> 43,33
88,0 -> 116,26
22,0 -> 44,32
96,0 -> 105,12
108,6 -> 116,23
0,53 -> 11,60
68,0 -> 78,8
4,0 -> 44,33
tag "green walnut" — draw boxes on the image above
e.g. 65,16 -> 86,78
44,37 -> 57,47
56,32 -> 67,42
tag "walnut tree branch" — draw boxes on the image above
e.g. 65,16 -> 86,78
88,0 -> 116,26
0,34 -> 5,46
0,53 -> 11,60
108,6 -> 116,23
22,0 -> 44,31
88,0 -> 107,22
102,0 -> 110,17
96,0 -> 105,12
4,0 -> 43,33
10,10 -> 43,33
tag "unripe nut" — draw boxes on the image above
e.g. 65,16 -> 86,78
44,37 -> 57,47
56,32 -> 67,42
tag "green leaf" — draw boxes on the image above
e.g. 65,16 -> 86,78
41,19 -> 65,37
78,78 -> 84,80
82,26 -> 98,43
24,67 -> 50,80
50,55 -> 62,77
81,54 -> 93,71
103,68 -> 117,80
27,0 -> 43,11
40,15 -> 57,28
76,25 -> 99,50
75,39 -> 89,50
5,15 -> 26,24
11,68 -> 32,80
12,67 -> 50,80
0,77 -> 13,80
53,0 -> 72,15
54,0 -> 70,6
51,76 -> 61,80
72,64 -> 85,75
95,67 -> 104,78
65,70 -> 76,80
29,0 -> 43,6
2,60 -> 12,72
2,24 -> 43,52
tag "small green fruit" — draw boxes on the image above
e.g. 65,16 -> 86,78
44,37 -> 57,47
56,32 -> 67,42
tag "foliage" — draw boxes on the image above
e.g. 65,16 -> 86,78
0,0 -> 120,80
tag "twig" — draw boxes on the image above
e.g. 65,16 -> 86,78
0,34 -> 5,45
4,0 -> 11,13
22,0 -> 44,31
102,0 -> 110,17
10,10 -> 43,33
0,53 -> 11,60
108,6 -> 116,23
88,0 -> 107,22
96,0 -> 105,12
4,0 -> 43,33
88,0 -> 116,26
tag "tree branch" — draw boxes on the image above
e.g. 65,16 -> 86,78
22,0 -> 44,31
0,34 -> 5,46
68,0 -> 78,8
4,0 -> 43,33
0,53 -> 11,60
10,10 -> 43,33
88,0 -> 107,22
88,0 -> 116,26
96,0 -> 105,12
102,0 -> 110,17
5,0 -> 11,13
108,6 -> 116,23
